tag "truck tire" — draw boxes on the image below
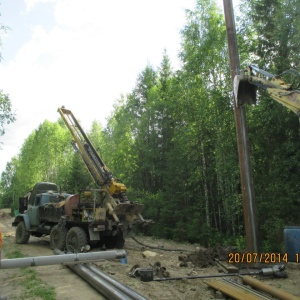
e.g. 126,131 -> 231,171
66,227 -> 88,252
15,221 -> 30,244
50,225 -> 68,250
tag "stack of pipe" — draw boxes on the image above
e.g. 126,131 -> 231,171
54,249 -> 148,300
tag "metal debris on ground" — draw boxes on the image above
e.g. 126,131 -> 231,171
150,261 -> 170,278
128,261 -> 170,282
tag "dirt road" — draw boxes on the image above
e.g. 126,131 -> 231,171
1,210 -> 300,300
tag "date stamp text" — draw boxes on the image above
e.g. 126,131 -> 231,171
228,252 -> 299,264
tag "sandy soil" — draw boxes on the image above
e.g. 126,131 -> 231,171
1,209 -> 300,300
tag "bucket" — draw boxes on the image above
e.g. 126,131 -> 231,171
119,257 -> 128,264
284,226 -> 300,262
139,268 -> 154,282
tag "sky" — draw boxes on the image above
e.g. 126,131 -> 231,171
0,0 -> 240,174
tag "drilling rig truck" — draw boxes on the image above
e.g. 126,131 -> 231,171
12,107 -> 148,252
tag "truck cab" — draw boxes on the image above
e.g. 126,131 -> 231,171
12,182 -> 69,239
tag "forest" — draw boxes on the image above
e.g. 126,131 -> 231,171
1,0 -> 300,252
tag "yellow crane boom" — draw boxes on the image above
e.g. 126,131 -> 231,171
58,107 -> 127,198
234,65 -> 300,116
57,107 -> 147,224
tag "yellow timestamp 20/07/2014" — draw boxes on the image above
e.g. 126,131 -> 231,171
228,252 -> 299,264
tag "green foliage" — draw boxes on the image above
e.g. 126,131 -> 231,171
235,235 -> 247,251
66,153 -> 91,193
0,21 -> 15,138
240,0 -> 300,71
0,90 -> 16,138
0,120 -> 76,208
260,217 -> 286,252
239,0 -> 300,250
0,159 -> 17,208
0,22 -> 15,140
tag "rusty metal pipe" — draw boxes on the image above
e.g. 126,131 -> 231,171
85,263 -> 148,300
242,275 -> 300,300
223,0 -> 259,255
0,249 -> 126,269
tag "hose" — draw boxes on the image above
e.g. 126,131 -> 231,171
131,236 -> 192,252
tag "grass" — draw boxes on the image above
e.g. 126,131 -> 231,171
5,249 -> 24,259
3,248 -> 56,300
19,268 -> 56,300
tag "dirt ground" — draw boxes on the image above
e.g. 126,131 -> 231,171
1,209 -> 300,300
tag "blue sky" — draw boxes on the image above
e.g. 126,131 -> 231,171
0,0 -> 239,174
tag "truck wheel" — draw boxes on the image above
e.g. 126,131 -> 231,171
66,227 -> 88,252
50,225 -> 68,250
15,221 -> 30,244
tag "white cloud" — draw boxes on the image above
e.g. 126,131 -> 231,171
0,0 -> 199,173
24,0 -> 55,13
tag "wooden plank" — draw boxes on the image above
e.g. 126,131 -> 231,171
205,279 -> 265,300
215,258 -> 239,274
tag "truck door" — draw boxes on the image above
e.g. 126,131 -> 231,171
27,195 -> 41,226
19,197 -> 28,214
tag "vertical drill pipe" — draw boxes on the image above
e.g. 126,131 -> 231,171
223,0 -> 259,254
85,263 -> 148,300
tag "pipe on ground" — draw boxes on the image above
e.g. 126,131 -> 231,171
85,263 -> 148,300
0,249 -> 126,269
68,262 -> 131,300
242,275 -> 300,300
55,249 -> 148,300
154,273 -> 238,281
